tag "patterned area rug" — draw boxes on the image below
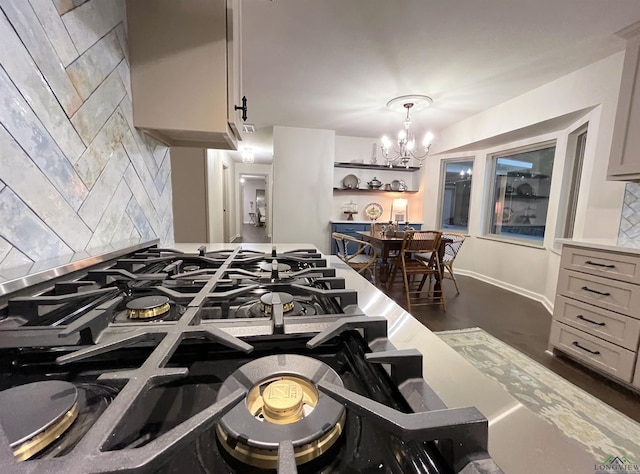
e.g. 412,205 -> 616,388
436,328 -> 640,463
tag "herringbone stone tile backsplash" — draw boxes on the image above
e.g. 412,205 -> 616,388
0,0 -> 174,277
618,183 -> 640,249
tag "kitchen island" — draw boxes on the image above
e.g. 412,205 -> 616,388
172,243 -> 594,474
0,241 -> 593,473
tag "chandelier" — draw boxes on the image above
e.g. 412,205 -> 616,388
241,147 -> 254,164
381,95 -> 434,168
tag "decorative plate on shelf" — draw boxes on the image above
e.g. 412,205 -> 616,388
502,206 -> 514,223
364,202 -> 383,221
342,174 -> 360,189
516,183 -> 534,196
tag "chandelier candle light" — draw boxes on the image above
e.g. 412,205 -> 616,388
381,95 -> 434,168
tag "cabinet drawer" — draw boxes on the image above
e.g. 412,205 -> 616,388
332,223 -> 368,233
553,295 -> 640,350
561,246 -> 640,284
549,321 -> 636,382
557,270 -> 640,317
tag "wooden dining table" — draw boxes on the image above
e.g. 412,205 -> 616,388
356,230 -> 451,287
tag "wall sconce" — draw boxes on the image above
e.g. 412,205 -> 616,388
390,198 -> 408,224
241,147 -> 254,163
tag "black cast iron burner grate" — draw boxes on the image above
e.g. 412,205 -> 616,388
0,319 -> 497,473
0,246 -> 358,348
0,245 -> 501,473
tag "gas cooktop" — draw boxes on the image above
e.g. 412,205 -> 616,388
0,243 -> 502,473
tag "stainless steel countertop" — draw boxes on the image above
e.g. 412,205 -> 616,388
172,243 -> 594,473
556,238 -> 640,255
0,239 -> 159,297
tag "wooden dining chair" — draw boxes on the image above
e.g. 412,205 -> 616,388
415,232 -> 466,294
441,232 -> 466,293
387,230 -> 445,312
332,232 -> 377,281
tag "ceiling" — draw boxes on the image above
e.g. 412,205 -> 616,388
233,0 -> 640,163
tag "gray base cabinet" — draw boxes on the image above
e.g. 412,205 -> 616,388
549,243 -> 640,389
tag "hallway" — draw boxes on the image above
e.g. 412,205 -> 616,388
233,224 -> 270,243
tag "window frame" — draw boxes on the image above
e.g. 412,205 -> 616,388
554,124 -> 588,247
484,140 -> 557,245
437,157 -> 475,232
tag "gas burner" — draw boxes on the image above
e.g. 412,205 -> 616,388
259,292 -> 294,314
215,354 -> 345,469
238,292 -> 319,318
230,294 -> 319,319
0,381 -> 117,462
257,261 -> 291,273
126,296 -> 170,319
182,265 -> 200,272
0,381 -> 78,461
112,295 -> 184,324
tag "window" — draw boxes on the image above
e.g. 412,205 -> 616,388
561,128 -> 587,239
440,160 -> 473,231
488,143 -> 556,241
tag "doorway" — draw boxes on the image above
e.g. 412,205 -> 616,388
237,174 -> 270,243
223,164 -> 230,242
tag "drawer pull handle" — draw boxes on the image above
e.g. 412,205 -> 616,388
572,341 -> 601,355
581,286 -> 611,296
584,260 -> 615,269
577,315 -> 606,326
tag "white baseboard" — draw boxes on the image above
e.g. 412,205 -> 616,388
455,269 -> 554,314
230,234 -> 241,243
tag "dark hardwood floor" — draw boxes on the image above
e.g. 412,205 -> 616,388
383,273 -> 640,422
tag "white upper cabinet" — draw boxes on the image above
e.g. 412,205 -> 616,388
608,25 -> 640,181
126,0 -> 244,149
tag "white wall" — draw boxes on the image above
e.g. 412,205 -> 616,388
234,162 -> 273,239
206,149 -> 236,242
272,126 -> 334,253
423,52 -> 628,311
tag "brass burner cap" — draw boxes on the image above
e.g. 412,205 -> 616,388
126,295 -> 170,319
258,261 -> 291,273
0,381 -> 80,461
259,292 -> 294,314
262,379 -> 304,424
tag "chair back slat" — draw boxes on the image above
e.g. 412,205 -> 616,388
401,230 -> 441,254
332,232 -> 348,257
331,232 -> 377,279
442,232 -> 466,260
